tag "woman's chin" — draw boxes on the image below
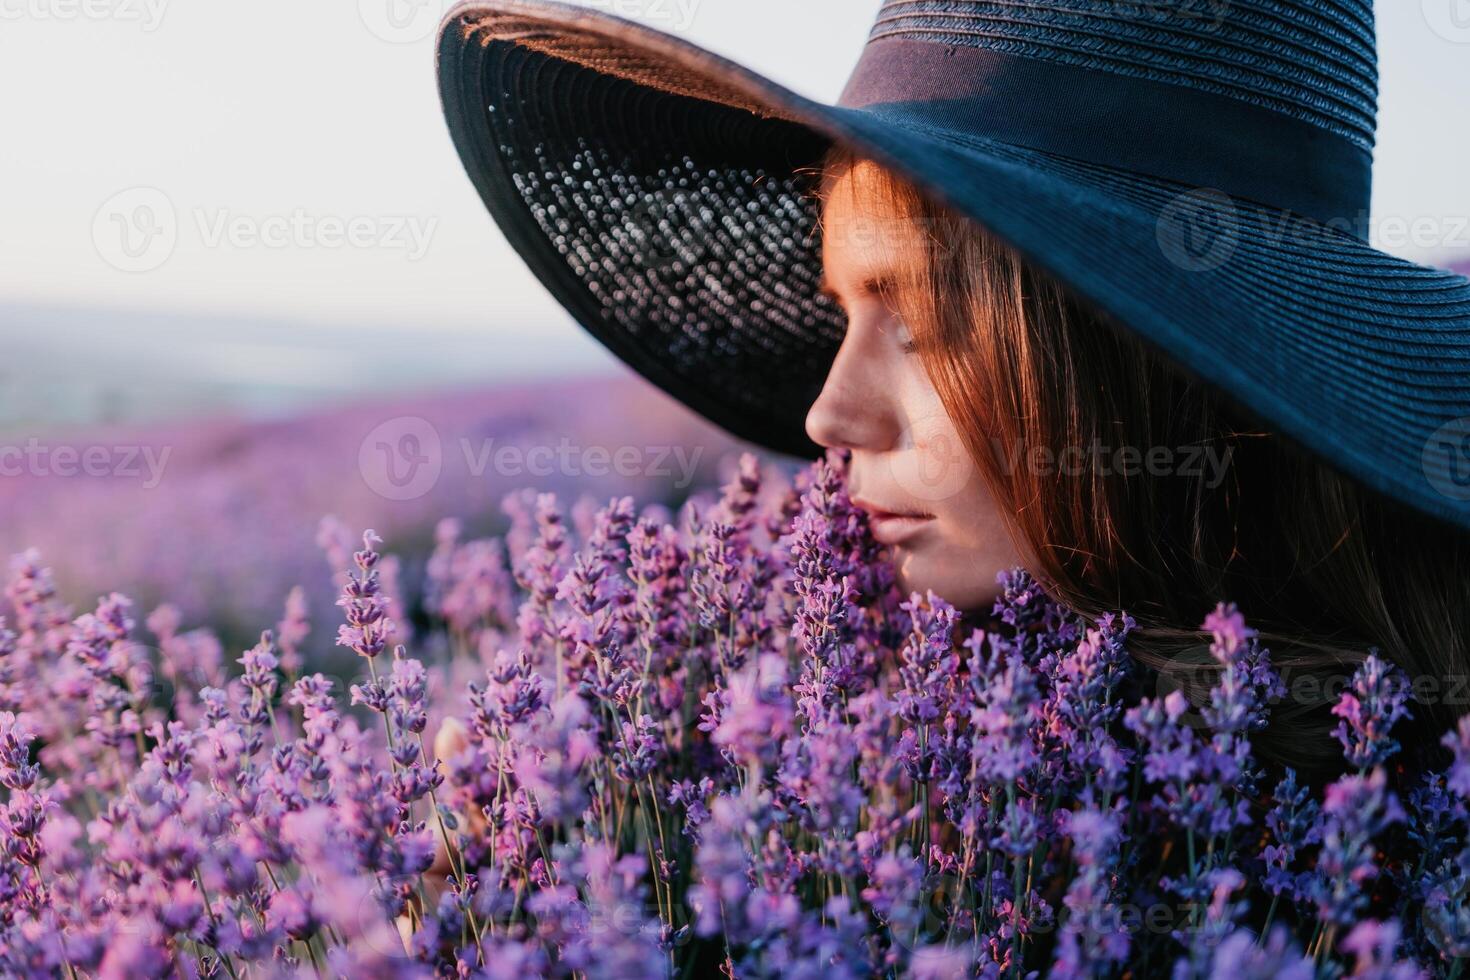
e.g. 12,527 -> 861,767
888,547 -> 1005,614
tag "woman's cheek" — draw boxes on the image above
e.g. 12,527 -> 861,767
890,389 -> 978,507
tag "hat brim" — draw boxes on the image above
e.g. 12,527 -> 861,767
437,0 -> 1470,533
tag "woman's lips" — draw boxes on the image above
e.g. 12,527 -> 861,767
854,499 -> 935,545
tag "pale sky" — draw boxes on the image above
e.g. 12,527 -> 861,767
1,0 -> 1467,341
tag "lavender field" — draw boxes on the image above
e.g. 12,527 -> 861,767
0,375 -> 749,668
0,450 -> 1467,977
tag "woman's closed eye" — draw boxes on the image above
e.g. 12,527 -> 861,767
858,277 -> 918,354
819,269 -> 916,352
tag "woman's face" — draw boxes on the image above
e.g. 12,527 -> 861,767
807,162 -> 1030,612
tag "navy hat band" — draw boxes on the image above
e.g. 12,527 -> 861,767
837,36 -> 1373,228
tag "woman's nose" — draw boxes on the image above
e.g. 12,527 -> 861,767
804,334 -> 895,451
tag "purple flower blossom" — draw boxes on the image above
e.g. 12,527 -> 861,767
514,493 -> 568,655
1333,652 -> 1413,771
777,712 -> 865,837
1126,605 -> 1283,852
470,648 -> 546,736
0,460 -> 1463,978
335,530 -> 394,661
387,652 -> 429,737
1441,715 -> 1470,800
1339,919 -> 1423,980
1314,768 -> 1406,927
1193,926 -> 1314,980
613,713 -> 662,783
1052,806 -> 1130,978
275,585 -> 310,677
1044,616 -> 1133,795
1262,768 -> 1322,900
704,653 -> 795,772
895,591 -> 960,727
0,711 -> 40,792
1202,602 -> 1284,737
970,652 -> 1041,785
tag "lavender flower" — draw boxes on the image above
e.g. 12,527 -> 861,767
1442,716 -> 1470,800
969,650 -> 1041,785
0,711 -> 40,792
1338,919 -> 1423,980
335,530 -> 393,661
0,460 -> 1463,979
1052,806 -> 1130,978
1262,768 -> 1322,902
1314,767 -> 1406,927
1202,602 -> 1284,737
514,493 -> 568,655
1333,652 -> 1413,771
275,585 -> 310,676
1192,926 -> 1314,980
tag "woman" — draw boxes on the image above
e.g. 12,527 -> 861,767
810,144 -> 1470,776
435,0 -> 1470,777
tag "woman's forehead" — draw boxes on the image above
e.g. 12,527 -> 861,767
820,199 -> 931,283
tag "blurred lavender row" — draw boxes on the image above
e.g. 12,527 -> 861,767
0,375 -> 754,666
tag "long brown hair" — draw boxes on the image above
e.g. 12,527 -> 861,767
814,145 -> 1470,778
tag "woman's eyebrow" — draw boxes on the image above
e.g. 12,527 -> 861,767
817,270 -> 899,301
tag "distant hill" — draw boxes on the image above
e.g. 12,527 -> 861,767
0,302 -> 614,433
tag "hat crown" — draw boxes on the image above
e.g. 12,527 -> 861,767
858,0 -> 1378,152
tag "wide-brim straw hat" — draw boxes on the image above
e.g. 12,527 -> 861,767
436,0 -> 1470,532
